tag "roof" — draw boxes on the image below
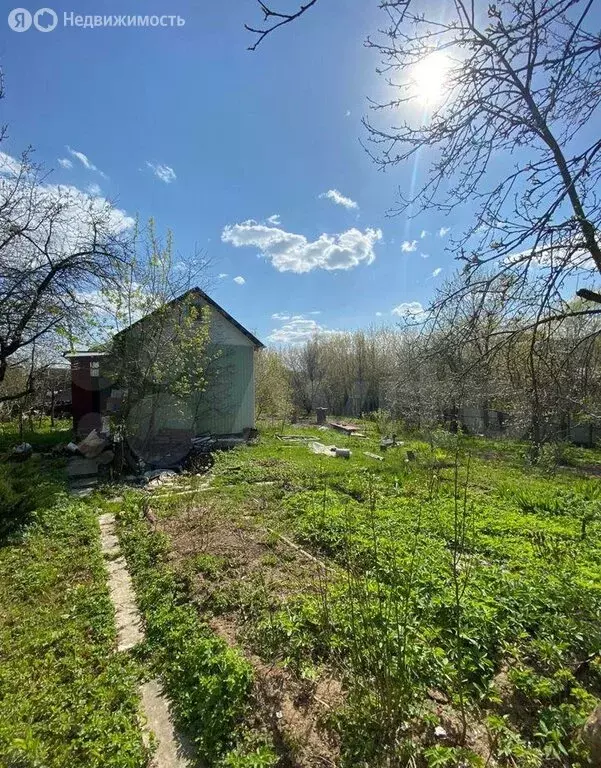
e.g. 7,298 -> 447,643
63,351 -> 110,359
114,288 -> 265,348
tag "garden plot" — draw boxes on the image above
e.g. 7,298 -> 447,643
132,424 -> 601,767
153,498 -> 343,767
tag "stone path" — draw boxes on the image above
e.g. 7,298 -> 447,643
98,511 -> 194,767
141,680 -> 195,768
99,513 -> 144,651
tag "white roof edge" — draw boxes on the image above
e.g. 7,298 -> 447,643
63,351 -> 110,358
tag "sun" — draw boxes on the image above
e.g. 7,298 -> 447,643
411,51 -> 451,106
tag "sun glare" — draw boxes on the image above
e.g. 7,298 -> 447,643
411,51 -> 451,106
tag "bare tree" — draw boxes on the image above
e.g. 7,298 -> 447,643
368,0 -> 601,328
0,151 -> 133,400
247,0 -> 601,334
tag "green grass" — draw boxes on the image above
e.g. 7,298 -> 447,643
0,418 -> 277,768
10,418 -> 593,766
114,496 -> 277,768
0,458 -> 148,768
150,422 -> 601,767
0,417 -> 72,453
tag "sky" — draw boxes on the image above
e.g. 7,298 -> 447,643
0,1 -> 460,344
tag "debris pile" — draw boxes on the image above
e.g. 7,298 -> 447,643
328,422 -> 366,437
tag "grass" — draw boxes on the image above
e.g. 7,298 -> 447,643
114,496 -> 275,767
137,422 -> 601,767
0,420 -> 148,768
0,419 -> 277,768
5,417 -> 598,766
0,417 -> 71,453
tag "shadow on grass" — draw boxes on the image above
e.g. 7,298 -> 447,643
0,457 -> 66,544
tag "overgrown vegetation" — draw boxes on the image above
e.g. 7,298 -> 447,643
115,497 -> 277,767
1,412 -> 600,766
0,456 -> 148,767
271,318 -> 601,459
141,422 -> 601,766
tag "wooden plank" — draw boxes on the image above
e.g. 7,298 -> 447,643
328,422 -> 360,435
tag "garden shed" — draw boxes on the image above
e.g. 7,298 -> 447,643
66,288 -> 264,448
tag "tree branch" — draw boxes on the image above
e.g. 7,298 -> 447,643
245,0 -> 319,50
576,288 -> 601,304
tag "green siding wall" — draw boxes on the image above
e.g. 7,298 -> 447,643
124,345 -> 255,439
191,344 -> 255,435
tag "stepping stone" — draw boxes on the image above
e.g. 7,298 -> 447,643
69,475 -> 98,497
98,511 -> 193,765
141,679 -> 195,768
70,477 -> 98,489
67,457 -> 100,478
98,512 -> 143,651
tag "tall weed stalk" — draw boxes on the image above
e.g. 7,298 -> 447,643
332,472 -> 427,762
450,447 -> 475,743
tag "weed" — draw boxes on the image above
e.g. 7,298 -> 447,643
116,499 -> 270,766
190,552 -> 226,579
0,468 -> 148,767
145,423 -> 601,765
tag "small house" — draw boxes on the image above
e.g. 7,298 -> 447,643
66,288 -> 264,455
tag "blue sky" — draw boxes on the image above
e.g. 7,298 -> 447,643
1,1 -> 458,343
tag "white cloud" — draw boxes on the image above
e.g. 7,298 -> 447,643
218,272 -> 229,279
86,182 -> 102,196
222,220 -> 381,274
505,243 -> 597,271
438,226 -> 450,237
0,152 -> 23,176
432,267 -> 442,277
420,230 -> 428,239
420,253 -> 430,259
146,162 -> 176,184
0,152 -> 133,243
319,189 -> 358,210
266,214 -> 281,225
391,301 -> 427,320
375,311 -> 383,317
345,110 -> 351,117
0,155 -> 134,281
272,310 -> 320,321
58,157 -> 73,170
233,275 -> 245,285
45,185 -> 134,244
268,315 -> 334,344
401,240 -> 418,253
67,146 -> 107,178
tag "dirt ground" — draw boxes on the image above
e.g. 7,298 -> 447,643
156,500 -> 344,768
